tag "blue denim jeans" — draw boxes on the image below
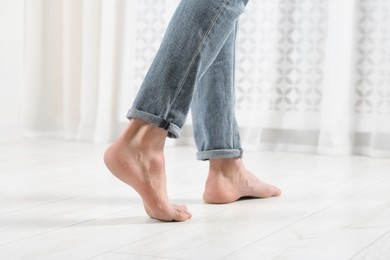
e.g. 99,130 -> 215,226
127,0 -> 249,160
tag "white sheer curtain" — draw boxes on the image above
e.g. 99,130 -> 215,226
22,0 -> 126,142
234,0 -> 390,157
23,0 -> 390,157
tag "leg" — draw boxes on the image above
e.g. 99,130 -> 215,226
191,23 -> 281,204
105,0 -> 250,221
127,0 -> 249,137
191,23 -> 242,160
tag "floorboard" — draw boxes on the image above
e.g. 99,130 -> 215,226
0,138 -> 389,259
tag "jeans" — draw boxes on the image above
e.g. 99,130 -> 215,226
127,0 -> 249,160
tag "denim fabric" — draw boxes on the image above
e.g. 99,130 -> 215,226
191,23 -> 242,160
127,0 -> 249,159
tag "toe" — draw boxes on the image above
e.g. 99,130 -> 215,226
172,204 -> 192,221
273,186 -> 282,196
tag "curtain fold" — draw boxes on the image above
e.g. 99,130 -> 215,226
318,0 -> 356,154
22,0 -> 125,142
23,0 -> 390,157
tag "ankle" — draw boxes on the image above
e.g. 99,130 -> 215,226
121,119 -> 167,152
209,158 -> 243,175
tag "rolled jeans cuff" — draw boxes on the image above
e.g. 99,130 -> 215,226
196,149 -> 243,161
126,109 -> 181,139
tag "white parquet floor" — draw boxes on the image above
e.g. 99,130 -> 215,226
1,137 -> 390,260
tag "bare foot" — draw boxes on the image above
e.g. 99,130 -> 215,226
104,120 -> 192,222
203,158 -> 281,204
